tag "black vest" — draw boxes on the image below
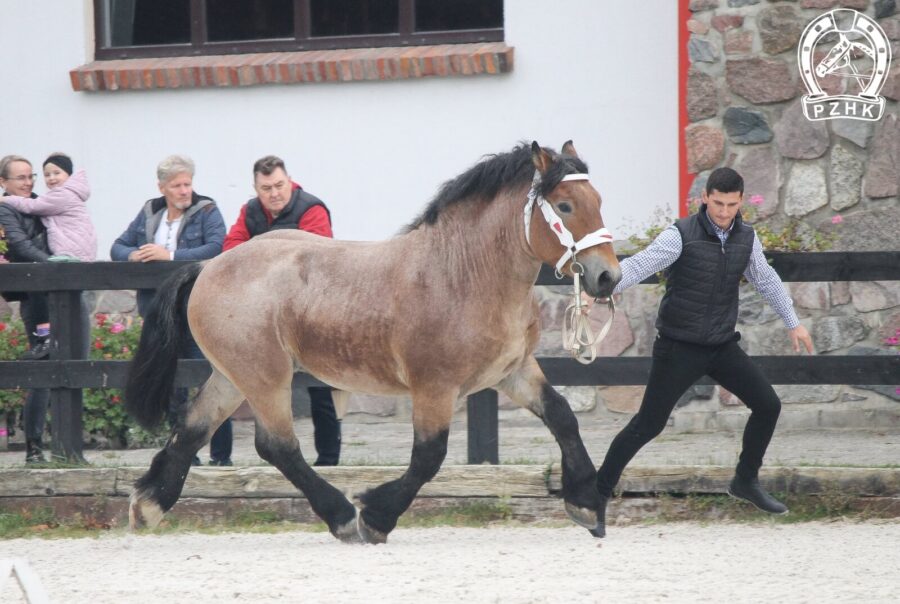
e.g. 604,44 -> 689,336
656,205 -> 755,345
245,188 -> 330,237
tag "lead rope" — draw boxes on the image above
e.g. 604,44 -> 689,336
561,260 -> 616,364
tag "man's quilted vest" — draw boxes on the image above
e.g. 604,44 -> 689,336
656,205 -> 755,345
245,188 -> 330,237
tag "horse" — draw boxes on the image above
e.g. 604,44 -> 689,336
124,141 -> 622,543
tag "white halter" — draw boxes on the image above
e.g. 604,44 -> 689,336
523,170 -> 614,273
523,169 -> 616,364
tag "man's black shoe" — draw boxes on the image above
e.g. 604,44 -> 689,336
727,475 -> 788,514
588,495 -> 609,538
25,439 -> 47,464
20,338 -> 50,360
191,456 -> 202,466
209,458 -> 233,466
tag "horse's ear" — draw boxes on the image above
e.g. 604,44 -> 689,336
531,141 -> 553,174
561,140 -> 579,158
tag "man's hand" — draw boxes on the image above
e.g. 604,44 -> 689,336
128,244 -> 172,263
789,325 -> 814,354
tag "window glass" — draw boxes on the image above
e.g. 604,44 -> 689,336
415,0 -> 502,32
106,0 -> 191,47
310,0 -> 399,37
207,0 -> 294,42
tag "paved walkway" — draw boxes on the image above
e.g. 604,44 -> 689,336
1,410 -> 897,469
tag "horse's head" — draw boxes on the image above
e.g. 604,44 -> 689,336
526,140 -> 621,299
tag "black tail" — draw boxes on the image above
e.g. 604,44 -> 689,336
125,262 -> 204,429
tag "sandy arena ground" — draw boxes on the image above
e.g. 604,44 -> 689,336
3,521 -> 899,603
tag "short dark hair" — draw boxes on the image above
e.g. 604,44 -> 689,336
705,167 -> 743,195
253,155 -> 287,178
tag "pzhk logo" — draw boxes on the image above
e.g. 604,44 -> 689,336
798,9 -> 892,121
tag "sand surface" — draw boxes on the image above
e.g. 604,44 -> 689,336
3,521 -> 899,603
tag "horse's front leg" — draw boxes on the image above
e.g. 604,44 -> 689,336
498,356 -> 605,533
356,390 -> 453,544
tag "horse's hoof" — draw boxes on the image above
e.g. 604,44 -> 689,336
128,491 -> 164,530
588,525 -> 606,538
333,508 -> 365,544
357,513 -> 388,545
564,501 -> 599,530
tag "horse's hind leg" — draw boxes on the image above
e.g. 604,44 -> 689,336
498,356 -> 604,532
250,385 -> 360,542
129,369 -> 244,529
357,390 -> 453,544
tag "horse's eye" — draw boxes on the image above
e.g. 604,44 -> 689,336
556,202 -> 573,214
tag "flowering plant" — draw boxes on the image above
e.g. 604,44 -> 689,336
0,317 -> 29,416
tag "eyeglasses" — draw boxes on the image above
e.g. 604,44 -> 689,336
3,173 -> 37,183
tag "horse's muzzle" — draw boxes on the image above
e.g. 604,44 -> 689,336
582,263 -> 622,299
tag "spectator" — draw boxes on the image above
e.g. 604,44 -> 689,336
0,155 -> 52,463
223,155 -> 341,466
111,155 -> 229,465
1,153 -> 98,360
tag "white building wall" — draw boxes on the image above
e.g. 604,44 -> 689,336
0,0 -> 677,259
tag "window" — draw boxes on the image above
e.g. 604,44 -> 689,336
94,0 -> 504,60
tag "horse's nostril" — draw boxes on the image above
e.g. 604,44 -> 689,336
597,271 -> 612,286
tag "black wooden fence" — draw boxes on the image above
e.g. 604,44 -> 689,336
1,251 -> 898,463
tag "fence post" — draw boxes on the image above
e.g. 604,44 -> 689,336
467,389 -> 499,464
48,290 -> 88,463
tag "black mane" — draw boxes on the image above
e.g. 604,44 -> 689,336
403,142 -> 589,232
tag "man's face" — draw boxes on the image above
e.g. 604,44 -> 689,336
702,189 -> 743,230
158,172 -> 194,211
0,160 -> 36,197
254,167 -> 292,216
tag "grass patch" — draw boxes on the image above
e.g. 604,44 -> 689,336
399,500 -> 515,528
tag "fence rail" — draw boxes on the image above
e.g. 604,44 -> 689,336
1,251 -> 899,463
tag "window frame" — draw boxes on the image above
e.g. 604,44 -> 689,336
93,0 -> 504,60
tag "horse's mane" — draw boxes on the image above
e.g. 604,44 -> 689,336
403,142 -> 589,232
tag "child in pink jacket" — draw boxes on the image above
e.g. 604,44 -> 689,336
0,153 -> 97,358
1,153 -> 97,262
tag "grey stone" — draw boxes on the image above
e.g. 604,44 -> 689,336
822,206 -> 900,251
687,19 -> 711,35
675,384 -> 716,409
882,64 -> 900,101
774,100 -> 829,159
737,146 -> 780,218
812,315 -> 869,352
689,171 -> 711,200
686,124 -> 725,172
850,281 -> 900,312
689,37 -> 719,63
712,15 -> 744,32
740,323 -> 798,355
687,68 -> 718,122
863,115 -> 900,199
728,0 -> 759,6
690,0 -> 720,10
774,385 -> 842,404
93,290 -> 137,314
757,5 -> 805,55
784,162 -> 828,217
556,386 -> 597,413
345,393 -> 398,417
875,0 -> 896,19
829,144 -> 863,211
790,282 -> 830,310
846,345 -> 900,401
600,386 -> 644,414
831,118 -> 872,148
726,58 -> 796,104
723,107 -> 773,144
621,286 -> 664,356
831,282 -> 852,306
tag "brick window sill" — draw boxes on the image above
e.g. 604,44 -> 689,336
70,42 -> 513,92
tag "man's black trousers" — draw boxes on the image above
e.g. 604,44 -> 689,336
596,333 -> 782,497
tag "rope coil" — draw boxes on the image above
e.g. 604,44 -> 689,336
561,261 -> 616,365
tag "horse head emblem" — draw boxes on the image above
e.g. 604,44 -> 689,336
526,140 -> 621,299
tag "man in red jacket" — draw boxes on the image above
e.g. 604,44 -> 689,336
223,155 -> 341,465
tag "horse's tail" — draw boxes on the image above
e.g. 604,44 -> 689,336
125,262 -> 204,430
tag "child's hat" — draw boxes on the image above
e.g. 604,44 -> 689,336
43,153 -> 73,176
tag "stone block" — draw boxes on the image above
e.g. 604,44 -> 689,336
875,0 -> 896,19
863,115 -> 899,199
774,385 -> 842,404
829,143 -> 863,211
850,281 -> 900,312
556,386 -> 598,413
737,146 -> 780,218
758,5 -> 805,55
690,0 -> 720,11
345,393 -> 398,417
686,124 -> 725,172
821,207 -> 900,252
687,68 -> 718,122
687,19 -> 710,35
774,100 -> 829,159
831,119 -> 872,148
784,162 -> 828,217
712,15 -> 744,32
689,37 -> 719,63
724,30 -> 754,55
812,315 -> 869,352
600,386 -> 644,414
92,290 -> 137,315
791,282 -> 830,310
726,58 -> 796,104
831,282 -> 852,306
723,106 -> 773,144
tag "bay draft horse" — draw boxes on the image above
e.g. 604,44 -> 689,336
125,141 -> 622,543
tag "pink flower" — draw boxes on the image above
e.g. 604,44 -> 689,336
109,323 -> 125,334
831,215 -> 843,224
749,194 -> 764,206
0,322 -> 6,332
887,337 -> 899,346
121,346 -> 130,354
95,313 -> 108,326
